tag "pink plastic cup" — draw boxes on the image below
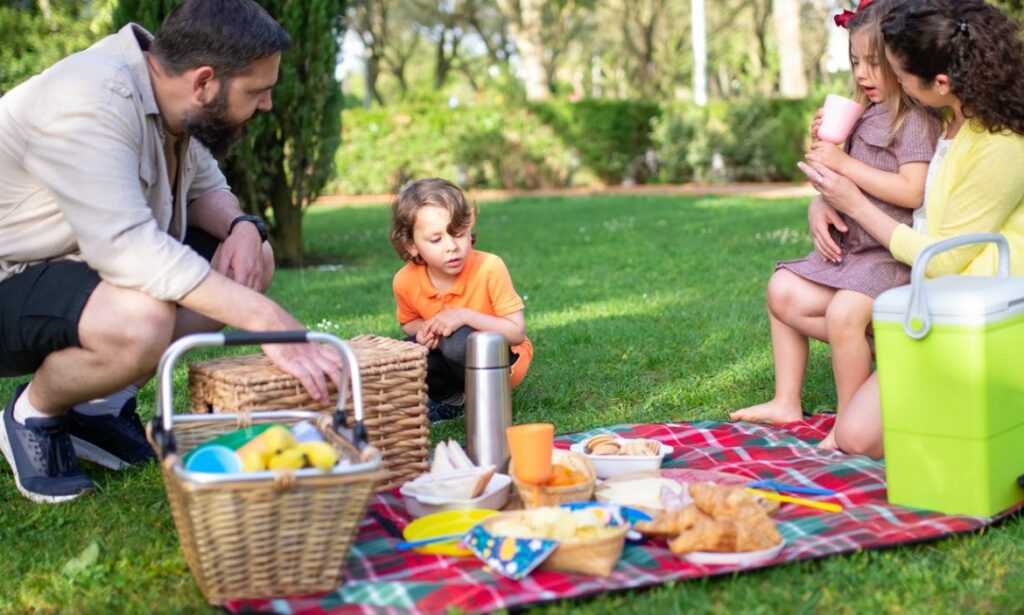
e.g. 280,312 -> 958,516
817,94 -> 866,144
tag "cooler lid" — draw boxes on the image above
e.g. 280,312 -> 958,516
874,275 -> 1024,324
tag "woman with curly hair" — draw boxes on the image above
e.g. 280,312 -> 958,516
799,0 -> 1024,458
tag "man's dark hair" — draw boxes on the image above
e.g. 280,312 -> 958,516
151,0 -> 291,79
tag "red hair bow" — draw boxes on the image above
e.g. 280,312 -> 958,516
834,0 -> 873,29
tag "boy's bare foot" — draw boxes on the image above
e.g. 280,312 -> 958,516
729,400 -> 803,425
817,427 -> 838,451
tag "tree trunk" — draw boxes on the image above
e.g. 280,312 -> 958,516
496,0 -> 549,101
270,156 -> 304,267
772,0 -> 807,98
691,0 -> 707,106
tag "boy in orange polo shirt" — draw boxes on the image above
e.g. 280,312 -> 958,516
389,178 -> 533,422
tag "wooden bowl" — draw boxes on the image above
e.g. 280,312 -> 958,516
479,509 -> 628,577
510,449 -> 596,508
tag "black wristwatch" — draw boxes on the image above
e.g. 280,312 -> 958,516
227,214 -> 268,243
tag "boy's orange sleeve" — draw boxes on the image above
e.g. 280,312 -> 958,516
392,268 -> 421,325
485,256 -> 525,317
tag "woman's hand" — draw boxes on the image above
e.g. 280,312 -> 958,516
808,196 -> 847,263
806,140 -> 850,175
798,160 -> 865,215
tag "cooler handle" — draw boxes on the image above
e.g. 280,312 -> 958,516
904,233 -> 1010,340
151,331 -> 365,456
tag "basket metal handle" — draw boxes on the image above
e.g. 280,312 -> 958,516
150,330 -> 367,456
904,232 -> 1010,340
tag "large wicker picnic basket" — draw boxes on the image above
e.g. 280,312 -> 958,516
187,334 -> 429,492
147,331 -> 385,605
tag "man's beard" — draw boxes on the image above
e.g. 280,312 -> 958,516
183,83 -> 248,159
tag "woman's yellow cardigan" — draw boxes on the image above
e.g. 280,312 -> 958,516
890,121 -> 1024,277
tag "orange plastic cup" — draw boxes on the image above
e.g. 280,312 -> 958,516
506,423 -> 554,485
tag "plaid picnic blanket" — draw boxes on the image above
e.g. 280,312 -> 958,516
225,415 -> 1019,614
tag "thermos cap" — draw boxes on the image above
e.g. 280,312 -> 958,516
466,331 -> 509,369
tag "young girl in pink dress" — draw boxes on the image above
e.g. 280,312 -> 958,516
730,0 -> 940,450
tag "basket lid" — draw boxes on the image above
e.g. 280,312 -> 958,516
874,275 -> 1024,325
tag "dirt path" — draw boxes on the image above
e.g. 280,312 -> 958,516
314,182 -> 817,207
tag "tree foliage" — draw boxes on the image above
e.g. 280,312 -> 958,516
113,0 -> 347,266
0,0 -> 112,94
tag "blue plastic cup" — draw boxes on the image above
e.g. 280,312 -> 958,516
185,445 -> 243,474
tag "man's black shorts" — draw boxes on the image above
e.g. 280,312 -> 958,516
0,228 -> 218,377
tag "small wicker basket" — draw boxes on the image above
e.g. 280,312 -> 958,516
511,449 -> 596,508
188,334 -> 428,492
480,510 -> 628,577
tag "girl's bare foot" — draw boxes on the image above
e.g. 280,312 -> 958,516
817,427 -> 838,450
729,400 -> 803,425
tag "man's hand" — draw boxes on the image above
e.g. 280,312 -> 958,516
262,341 -> 342,405
807,195 -> 847,263
211,222 -> 265,289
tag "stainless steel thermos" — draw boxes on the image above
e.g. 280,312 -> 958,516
465,331 -> 512,472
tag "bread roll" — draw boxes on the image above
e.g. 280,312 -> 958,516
405,466 -> 496,500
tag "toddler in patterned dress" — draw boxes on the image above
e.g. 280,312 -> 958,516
731,0 -> 940,450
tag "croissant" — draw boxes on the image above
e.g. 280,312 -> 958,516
635,505 -> 711,539
669,516 -> 782,554
689,482 -> 764,522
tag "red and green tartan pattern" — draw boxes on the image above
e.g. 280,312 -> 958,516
225,415 -> 1021,614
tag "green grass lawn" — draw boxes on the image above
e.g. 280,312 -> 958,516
1,193 -> 1021,613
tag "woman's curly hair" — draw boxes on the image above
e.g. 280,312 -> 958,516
882,0 -> 1024,135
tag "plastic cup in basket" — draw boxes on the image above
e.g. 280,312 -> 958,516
510,449 -> 596,509
469,503 -> 629,577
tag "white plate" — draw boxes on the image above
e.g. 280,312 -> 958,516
682,539 -> 785,567
400,473 -> 512,518
569,438 -> 673,478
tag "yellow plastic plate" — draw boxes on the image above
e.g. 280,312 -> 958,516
401,509 -> 498,557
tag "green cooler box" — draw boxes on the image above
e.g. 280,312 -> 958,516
873,233 -> 1024,517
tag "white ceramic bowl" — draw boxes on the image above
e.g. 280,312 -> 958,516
568,438 -> 673,479
400,473 -> 512,518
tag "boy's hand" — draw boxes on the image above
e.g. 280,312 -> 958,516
424,308 -> 469,338
806,140 -> 848,175
416,328 -> 439,349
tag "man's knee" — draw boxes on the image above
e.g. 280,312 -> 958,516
81,286 -> 175,369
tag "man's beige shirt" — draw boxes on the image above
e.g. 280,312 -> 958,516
0,24 -> 226,301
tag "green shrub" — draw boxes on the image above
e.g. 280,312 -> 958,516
332,103 -> 586,195
332,97 -> 821,195
529,100 -> 661,184
718,98 -> 816,181
650,102 -> 731,184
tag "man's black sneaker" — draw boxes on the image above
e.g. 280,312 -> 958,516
67,397 -> 156,470
0,384 -> 94,503
426,399 -> 466,423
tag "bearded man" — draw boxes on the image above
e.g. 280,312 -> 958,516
0,0 -> 340,503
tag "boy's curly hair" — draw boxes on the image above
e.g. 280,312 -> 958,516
389,178 -> 477,264
882,0 -> 1024,135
